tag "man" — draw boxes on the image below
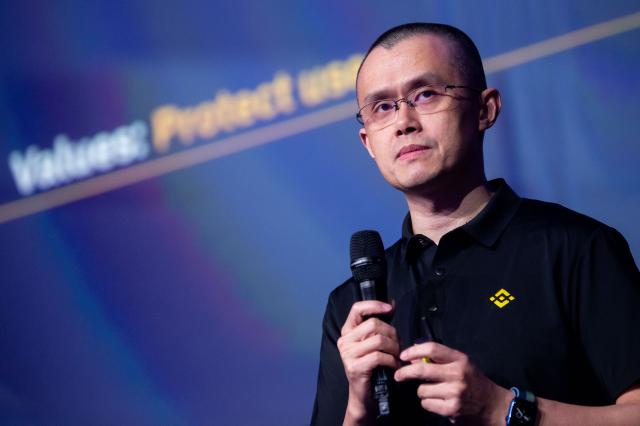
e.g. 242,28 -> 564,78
311,23 -> 640,425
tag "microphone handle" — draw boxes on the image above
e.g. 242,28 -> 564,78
359,279 -> 378,301
359,280 -> 393,419
372,367 -> 392,417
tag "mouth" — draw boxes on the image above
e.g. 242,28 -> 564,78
397,144 -> 430,160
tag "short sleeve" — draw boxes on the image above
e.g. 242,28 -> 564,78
310,290 -> 350,425
573,226 -> 640,401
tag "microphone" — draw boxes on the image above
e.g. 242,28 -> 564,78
350,230 -> 393,419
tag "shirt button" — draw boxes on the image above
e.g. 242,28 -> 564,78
434,267 -> 445,277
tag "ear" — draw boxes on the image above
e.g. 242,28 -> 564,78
478,88 -> 501,132
359,127 -> 376,159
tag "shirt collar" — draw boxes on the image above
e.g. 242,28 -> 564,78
401,179 -> 522,260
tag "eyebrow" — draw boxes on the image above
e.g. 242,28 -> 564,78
361,72 -> 446,105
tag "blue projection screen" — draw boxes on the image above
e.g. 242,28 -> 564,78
0,1 -> 639,424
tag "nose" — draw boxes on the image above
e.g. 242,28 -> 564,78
394,100 -> 420,135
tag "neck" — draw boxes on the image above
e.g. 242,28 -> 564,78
405,176 -> 492,245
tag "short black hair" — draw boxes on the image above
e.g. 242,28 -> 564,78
356,23 -> 487,98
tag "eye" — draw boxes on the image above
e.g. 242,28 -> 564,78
413,88 -> 438,103
371,100 -> 395,114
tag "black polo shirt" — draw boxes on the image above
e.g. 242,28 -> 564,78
311,179 -> 640,425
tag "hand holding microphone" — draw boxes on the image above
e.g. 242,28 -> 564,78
337,230 -> 399,423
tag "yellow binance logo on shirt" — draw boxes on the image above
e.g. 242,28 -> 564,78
489,288 -> 515,308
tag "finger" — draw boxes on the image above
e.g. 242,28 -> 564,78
393,361 -> 449,383
419,397 -> 461,418
350,350 -> 401,375
341,316 -> 398,344
341,301 -> 393,334
416,382 -> 463,400
399,341 -> 463,363
346,333 -> 401,359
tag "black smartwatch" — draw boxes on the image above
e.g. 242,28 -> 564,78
505,387 -> 538,425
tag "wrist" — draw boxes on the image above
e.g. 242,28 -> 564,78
486,384 -> 514,426
344,392 -> 374,426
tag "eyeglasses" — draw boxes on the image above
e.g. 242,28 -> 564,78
356,84 -> 481,130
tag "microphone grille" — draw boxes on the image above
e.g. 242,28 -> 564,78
350,230 -> 386,282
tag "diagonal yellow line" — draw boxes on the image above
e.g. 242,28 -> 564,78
0,100 -> 357,224
1,10 -> 639,224
483,11 -> 640,73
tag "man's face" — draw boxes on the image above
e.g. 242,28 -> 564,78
357,35 -> 486,195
